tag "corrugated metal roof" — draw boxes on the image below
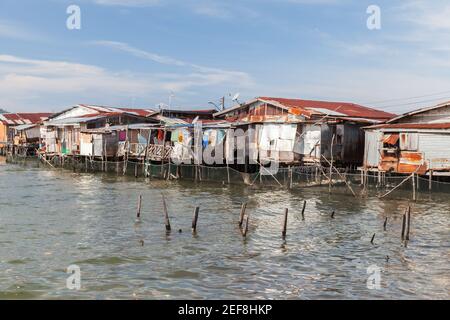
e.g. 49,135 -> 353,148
258,97 -> 396,119
49,105 -> 155,120
158,108 -> 216,115
0,113 -> 52,125
45,111 -> 152,127
369,123 -> 450,130
214,97 -> 395,120
14,123 -> 38,131
386,101 -> 450,124
78,105 -> 155,117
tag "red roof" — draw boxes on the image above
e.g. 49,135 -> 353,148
371,123 -> 450,130
0,113 -> 52,125
259,97 -> 396,120
117,108 -> 156,117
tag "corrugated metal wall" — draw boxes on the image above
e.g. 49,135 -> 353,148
342,124 -> 364,164
364,130 -> 382,167
302,124 -> 321,159
418,133 -> 450,170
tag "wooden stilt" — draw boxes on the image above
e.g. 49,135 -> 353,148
282,208 -> 288,239
328,136 -> 335,194
192,206 -> 199,233
136,194 -> 142,218
301,200 -> 306,221
242,214 -> 250,238
239,202 -> 247,227
401,210 -> 406,240
289,166 -> 293,189
429,170 -> 433,191
162,194 -> 171,232
405,206 -> 411,241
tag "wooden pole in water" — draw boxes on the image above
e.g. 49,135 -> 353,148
331,211 -> 335,219
383,217 -> 388,231
104,138 -> 108,172
289,166 -> 293,189
192,206 -> 199,233
162,194 -> 171,232
429,170 -> 433,191
136,194 -> 142,218
282,208 -> 288,239
412,173 -> 416,201
329,134 -> 335,194
405,206 -> 411,241
370,233 -> 376,244
239,202 -> 247,227
242,214 -> 250,238
301,200 -> 306,221
401,210 -> 406,240
226,160 -> 231,184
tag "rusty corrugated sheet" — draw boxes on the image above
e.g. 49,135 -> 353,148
369,122 -> 450,130
397,151 -> 427,174
258,97 -> 396,120
383,133 -> 399,145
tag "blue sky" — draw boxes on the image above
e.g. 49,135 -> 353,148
1,0 -> 450,114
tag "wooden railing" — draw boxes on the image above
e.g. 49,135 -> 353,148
147,144 -> 173,161
128,143 -> 173,161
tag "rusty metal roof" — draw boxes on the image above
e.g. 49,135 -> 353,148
0,113 -> 52,125
258,97 -> 396,120
214,97 -> 395,121
386,101 -> 450,124
369,122 -> 450,130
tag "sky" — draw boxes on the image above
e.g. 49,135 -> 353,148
1,0 -> 450,114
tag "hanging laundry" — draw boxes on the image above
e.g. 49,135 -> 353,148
138,133 -> 147,145
268,124 -> 280,141
209,130 -> 218,147
280,124 -> 297,140
157,130 -> 164,142
217,130 -> 226,144
119,131 -> 127,142
202,130 -> 211,148
171,130 -> 179,142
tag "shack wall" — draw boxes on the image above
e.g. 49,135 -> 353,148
395,105 -> 450,124
364,130 -> 382,168
342,123 -> 365,164
301,124 -> 321,160
418,133 -> 450,170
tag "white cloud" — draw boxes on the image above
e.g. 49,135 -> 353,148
397,1 -> 450,31
0,19 -> 45,41
0,53 -> 253,111
91,40 -> 253,84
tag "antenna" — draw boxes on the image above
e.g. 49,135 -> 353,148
232,93 -> 242,105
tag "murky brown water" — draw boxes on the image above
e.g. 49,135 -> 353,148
0,157 -> 449,299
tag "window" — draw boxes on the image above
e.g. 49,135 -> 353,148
399,133 -> 418,151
